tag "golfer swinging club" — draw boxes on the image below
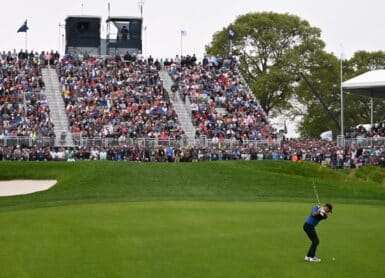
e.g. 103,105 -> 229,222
303,203 -> 333,262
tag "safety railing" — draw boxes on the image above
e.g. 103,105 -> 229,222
1,132 -> 383,150
343,137 -> 385,148
0,134 -> 282,148
0,136 -> 55,147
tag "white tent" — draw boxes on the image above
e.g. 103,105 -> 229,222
342,69 -> 385,128
342,69 -> 385,99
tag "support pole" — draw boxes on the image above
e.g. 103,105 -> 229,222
340,52 -> 344,136
58,23 -> 61,53
180,32 -> 183,57
370,96 -> 374,127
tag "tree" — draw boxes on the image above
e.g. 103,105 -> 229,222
207,13 -> 385,138
296,50 -> 342,137
343,51 -> 385,128
345,50 -> 385,76
206,12 -> 325,116
298,51 -> 385,137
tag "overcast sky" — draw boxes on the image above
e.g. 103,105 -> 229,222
2,0 -> 385,59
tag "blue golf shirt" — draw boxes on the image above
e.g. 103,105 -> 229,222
305,205 -> 322,227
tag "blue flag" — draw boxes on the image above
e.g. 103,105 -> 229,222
228,28 -> 236,40
17,20 -> 29,33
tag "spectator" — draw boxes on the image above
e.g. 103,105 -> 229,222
0,49 -> 55,139
57,55 -> 184,141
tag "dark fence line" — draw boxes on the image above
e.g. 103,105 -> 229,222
1,135 -> 384,149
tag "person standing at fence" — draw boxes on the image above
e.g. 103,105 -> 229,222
65,148 -> 75,162
166,146 -> 174,162
150,148 -> 156,162
174,148 -> 181,163
158,147 -> 166,162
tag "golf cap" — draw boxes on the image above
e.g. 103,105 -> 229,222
325,203 -> 333,213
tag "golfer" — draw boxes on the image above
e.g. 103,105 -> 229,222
303,203 -> 333,262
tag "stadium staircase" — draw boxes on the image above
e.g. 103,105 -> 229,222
159,70 -> 196,146
41,68 -> 74,147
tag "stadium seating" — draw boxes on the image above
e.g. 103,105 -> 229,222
168,55 -> 276,141
0,50 -> 55,139
57,55 -> 184,140
345,122 -> 385,139
0,50 -> 384,169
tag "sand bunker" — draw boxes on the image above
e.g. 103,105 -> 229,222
0,180 -> 57,197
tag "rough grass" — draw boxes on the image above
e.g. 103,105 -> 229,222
0,161 -> 384,211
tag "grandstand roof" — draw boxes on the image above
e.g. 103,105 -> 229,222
342,69 -> 385,99
66,15 -> 102,20
106,16 -> 142,22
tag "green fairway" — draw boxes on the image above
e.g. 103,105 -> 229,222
0,201 -> 384,278
0,161 -> 384,277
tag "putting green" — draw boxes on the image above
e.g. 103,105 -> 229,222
0,201 -> 383,278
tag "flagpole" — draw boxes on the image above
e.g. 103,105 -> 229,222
17,20 -> 29,50
144,26 -> 147,57
62,34 -> 65,54
180,31 -> 183,57
58,23 -> 61,53
340,45 -> 344,137
138,0 -> 144,18
370,97 -> 373,127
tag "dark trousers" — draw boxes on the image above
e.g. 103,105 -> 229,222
303,222 -> 319,258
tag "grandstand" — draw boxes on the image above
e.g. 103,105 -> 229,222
167,55 -> 274,142
1,47 -> 279,147
0,50 -> 56,145
57,54 -> 184,145
0,49 -> 384,167
0,50 -> 263,148
0,13 -> 384,167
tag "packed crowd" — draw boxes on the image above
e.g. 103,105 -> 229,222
1,138 -> 384,168
345,120 -> 385,139
1,50 -> 384,171
0,49 -> 56,140
57,54 -> 184,140
168,55 -> 277,141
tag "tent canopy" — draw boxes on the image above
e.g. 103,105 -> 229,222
342,69 -> 385,99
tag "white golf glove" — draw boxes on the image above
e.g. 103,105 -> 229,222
319,208 -> 326,217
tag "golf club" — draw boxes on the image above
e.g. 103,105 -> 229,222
312,178 -> 321,205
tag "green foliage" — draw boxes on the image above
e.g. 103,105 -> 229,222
206,12 -> 325,115
206,12 -> 385,137
299,51 -> 385,137
345,50 -> 385,77
296,51 -> 341,137
344,51 -> 385,124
